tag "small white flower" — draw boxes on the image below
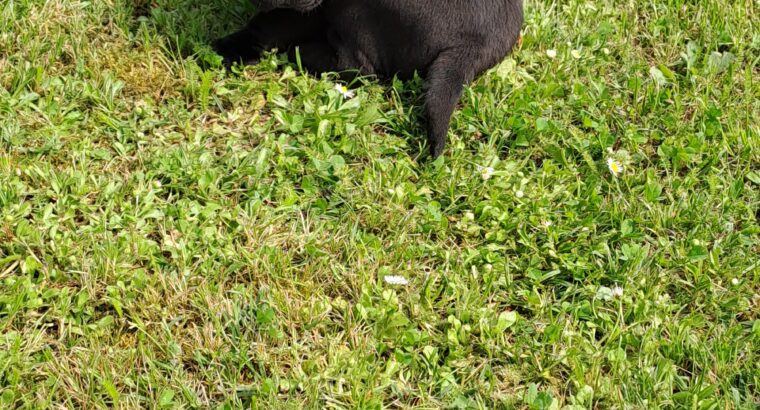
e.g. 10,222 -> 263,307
334,84 -> 355,99
543,220 -> 552,228
571,49 -> 582,59
515,190 -> 524,198
607,158 -> 623,177
731,278 -> 739,286
546,49 -> 557,59
464,211 -> 475,221
478,166 -> 495,180
384,275 -> 409,285
602,47 -> 610,55
612,285 -> 624,297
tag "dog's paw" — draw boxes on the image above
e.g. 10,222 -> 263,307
211,38 -> 244,70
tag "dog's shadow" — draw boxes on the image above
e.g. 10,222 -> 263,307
132,0 -> 256,59
133,0 -> 429,160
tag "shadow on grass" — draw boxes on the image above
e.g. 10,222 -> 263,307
129,0 -> 256,58
126,0 -> 432,160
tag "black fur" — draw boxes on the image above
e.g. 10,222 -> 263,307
213,0 -> 524,158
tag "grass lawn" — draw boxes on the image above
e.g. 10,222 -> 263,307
1,0 -> 759,408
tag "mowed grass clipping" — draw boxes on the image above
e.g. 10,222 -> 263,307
1,0 -> 759,408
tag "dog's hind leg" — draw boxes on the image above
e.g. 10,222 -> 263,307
422,48 -> 483,158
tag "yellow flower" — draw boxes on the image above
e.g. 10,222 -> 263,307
607,158 -> 623,177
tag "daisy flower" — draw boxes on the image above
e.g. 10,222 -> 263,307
384,275 -> 409,286
607,158 -> 623,177
334,84 -> 355,99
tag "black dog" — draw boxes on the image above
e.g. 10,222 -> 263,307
213,0 -> 523,158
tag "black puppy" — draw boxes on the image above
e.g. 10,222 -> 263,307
213,0 -> 524,158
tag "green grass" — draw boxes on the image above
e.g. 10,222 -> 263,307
1,0 -> 759,408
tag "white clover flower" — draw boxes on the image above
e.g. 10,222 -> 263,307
384,275 -> 409,285
602,47 -> 611,55
731,278 -> 740,286
612,285 -> 624,298
607,158 -> 623,177
515,190 -> 524,198
571,49 -> 582,59
478,165 -> 495,180
335,84 -> 355,99
546,49 -> 557,59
